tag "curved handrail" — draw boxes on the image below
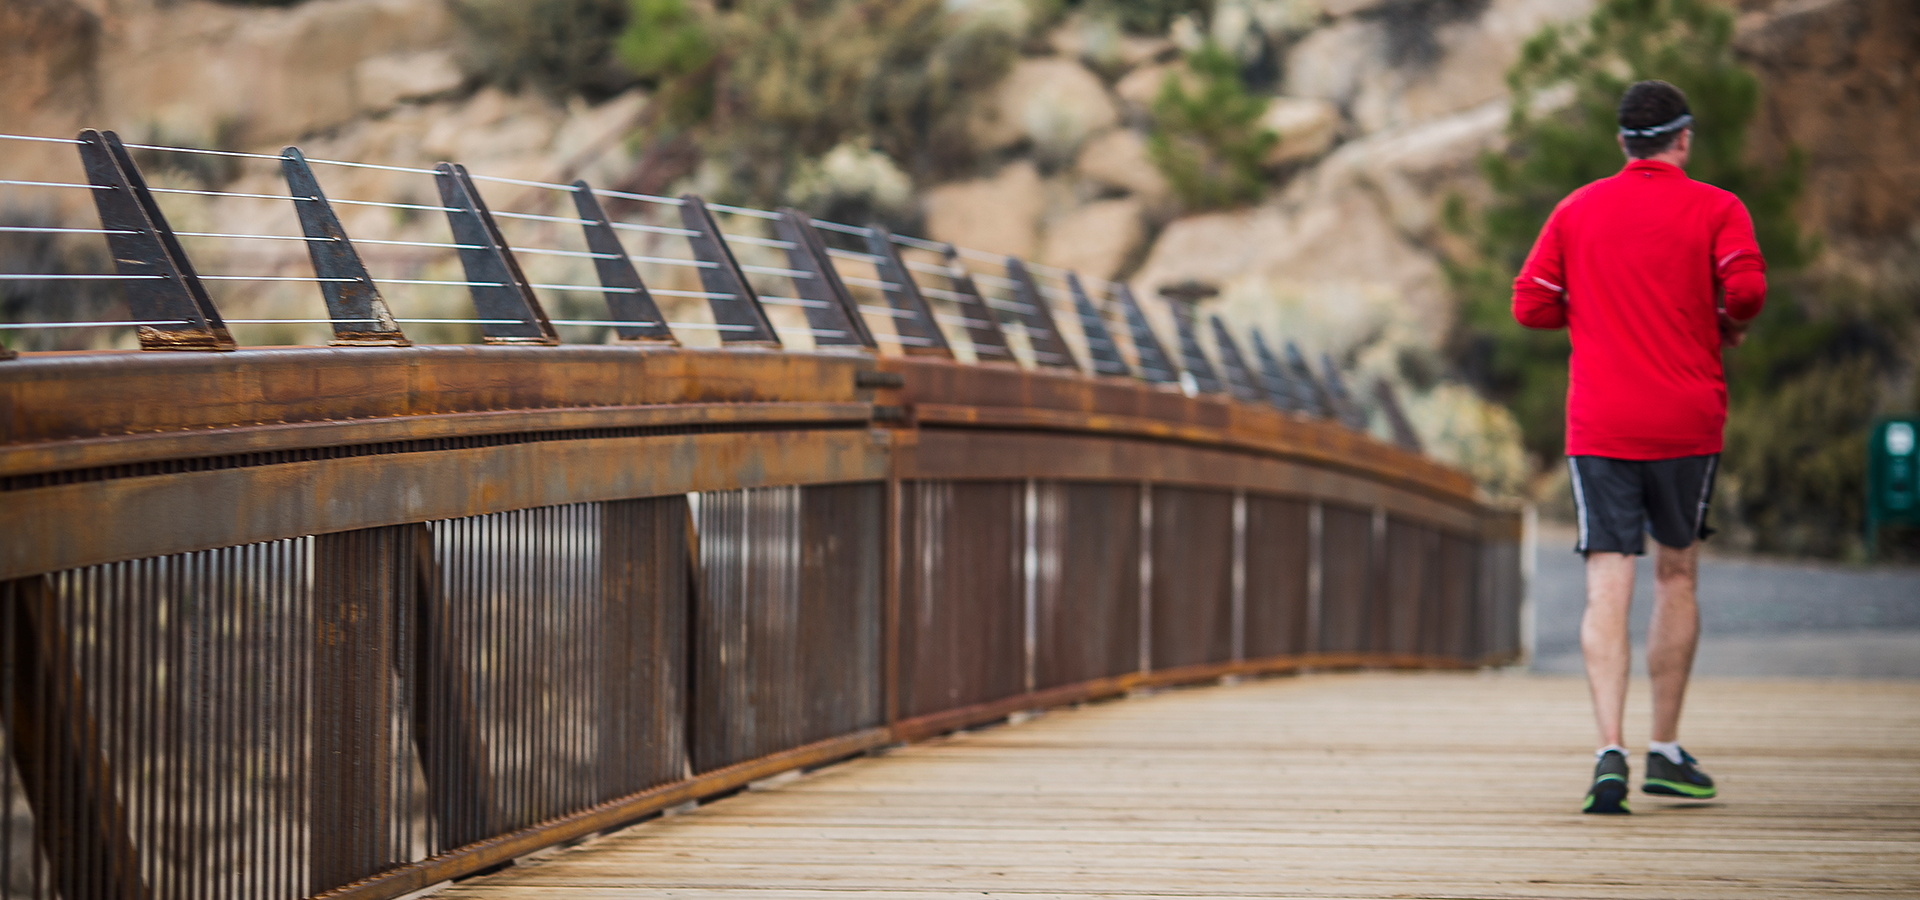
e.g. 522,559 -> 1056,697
0,344 -> 1521,900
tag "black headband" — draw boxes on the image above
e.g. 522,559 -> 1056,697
1619,113 -> 1692,139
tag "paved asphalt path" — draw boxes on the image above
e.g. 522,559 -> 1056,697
1528,522 -> 1920,678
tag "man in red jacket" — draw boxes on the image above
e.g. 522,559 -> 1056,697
1512,80 -> 1766,814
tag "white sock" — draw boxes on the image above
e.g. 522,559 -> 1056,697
1596,744 -> 1627,759
1648,740 -> 1684,764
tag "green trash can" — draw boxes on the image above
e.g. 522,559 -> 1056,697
1867,417 -> 1920,558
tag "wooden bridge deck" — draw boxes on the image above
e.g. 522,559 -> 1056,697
439,672 -> 1920,900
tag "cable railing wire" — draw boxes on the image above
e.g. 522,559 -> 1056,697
0,127 -> 1338,416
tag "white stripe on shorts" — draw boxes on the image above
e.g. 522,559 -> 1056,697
1568,457 -> 1590,553
1693,456 -> 1718,538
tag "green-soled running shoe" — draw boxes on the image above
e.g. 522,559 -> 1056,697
1583,749 -> 1631,814
1644,748 -> 1717,799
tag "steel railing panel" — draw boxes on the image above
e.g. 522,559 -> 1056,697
897,481 -> 1025,719
1147,487 -> 1236,671
1244,495 -> 1311,660
1381,519 -> 1435,657
3,539 -> 316,900
1032,482 -> 1142,691
1317,504 -> 1376,654
796,484 -> 885,746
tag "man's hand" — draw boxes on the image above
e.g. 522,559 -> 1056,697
1717,308 -> 1750,347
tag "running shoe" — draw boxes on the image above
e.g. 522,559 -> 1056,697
1644,747 -> 1716,799
1583,749 -> 1631,814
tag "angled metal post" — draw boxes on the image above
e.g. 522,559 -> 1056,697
678,194 -> 781,347
1284,341 -> 1335,418
75,129 -> 233,351
1068,274 -> 1131,377
1249,328 -> 1307,413
280,147 -> 409,346
1005,257 -> 1080,371
1210,316 -> 1267,403
935,245 -> 1015,364
570,182 -> 677,344
1319,352 -> 1371,431
863,226 -> 952,357
1115,285 -> 1178,384
774,210 -> 873,350
433,163 -> 559,345
1168,302 -> 1222,394
1373,378 -> 1425,453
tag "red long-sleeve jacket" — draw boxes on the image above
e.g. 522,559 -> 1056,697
1512,159 -> 1766,459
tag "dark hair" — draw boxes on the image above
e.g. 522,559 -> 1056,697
1617,80 -> 1691,158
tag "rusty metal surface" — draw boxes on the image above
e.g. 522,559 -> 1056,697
896,481 -> 1025,719
0,429 -> 889,582
0,340 -> 1528,900
690,484 -> 883,772
1244,494 -> 1311,660
0,346 -> 874,451
877,357 -> 1478,503
2,541 -> 318,900
796,484 -> 885,744
1147,487 -> 1235,671
1317,504 -> 1377,654
2,576 -> 151,900
905,428 -> 1480,534
1382,519 -> 1442,656
1032,482 -> 1141,691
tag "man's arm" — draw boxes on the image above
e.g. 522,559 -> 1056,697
1713,202 -> 1767,346
1512,210 -> 1569,329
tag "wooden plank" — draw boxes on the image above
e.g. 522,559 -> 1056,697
439,673 -> 1920,900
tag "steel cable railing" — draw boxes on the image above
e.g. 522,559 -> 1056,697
0,130 -> 1412,439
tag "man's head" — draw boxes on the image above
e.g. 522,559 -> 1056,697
1617,80 -> 1692,164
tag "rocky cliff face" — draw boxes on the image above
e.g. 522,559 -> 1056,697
5,0 -> 1912,494
1736,0 -> 1920,271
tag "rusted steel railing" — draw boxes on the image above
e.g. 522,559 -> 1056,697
0,348 -> 1521,900
0,130 -> 1522,900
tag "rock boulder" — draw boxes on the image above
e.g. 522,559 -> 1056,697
970,58 -> 1120,163
923,160 -> 1047,259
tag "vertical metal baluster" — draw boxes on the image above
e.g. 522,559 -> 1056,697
1232,492 -> 1248,664
548,509 -> 561,818
1372,507 -> 1388,653
244,546 -> 261,900
168,553 -> 186,900
1022,480 -> 1038,697
1308,502 -> 1324,654
217,548 -> 233,898
1137,484 -> 1153,675
270,545 -> 286,900
292,540 -> 308,900
513,511 -> 529,830
136,560 -> 155,900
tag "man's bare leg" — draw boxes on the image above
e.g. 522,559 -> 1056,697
1581,552 -> 1637,749
1647,542 -> 1700,743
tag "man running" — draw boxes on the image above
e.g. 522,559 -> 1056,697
1511,80 -> 1767,814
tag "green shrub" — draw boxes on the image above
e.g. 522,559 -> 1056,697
1076,0 -> 1214,34
615,0 -> 1019,208
1147,43 -> 1275,210
453,0 -> 635,98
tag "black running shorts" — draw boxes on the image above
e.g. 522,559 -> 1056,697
1567,454 -> 1719,555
